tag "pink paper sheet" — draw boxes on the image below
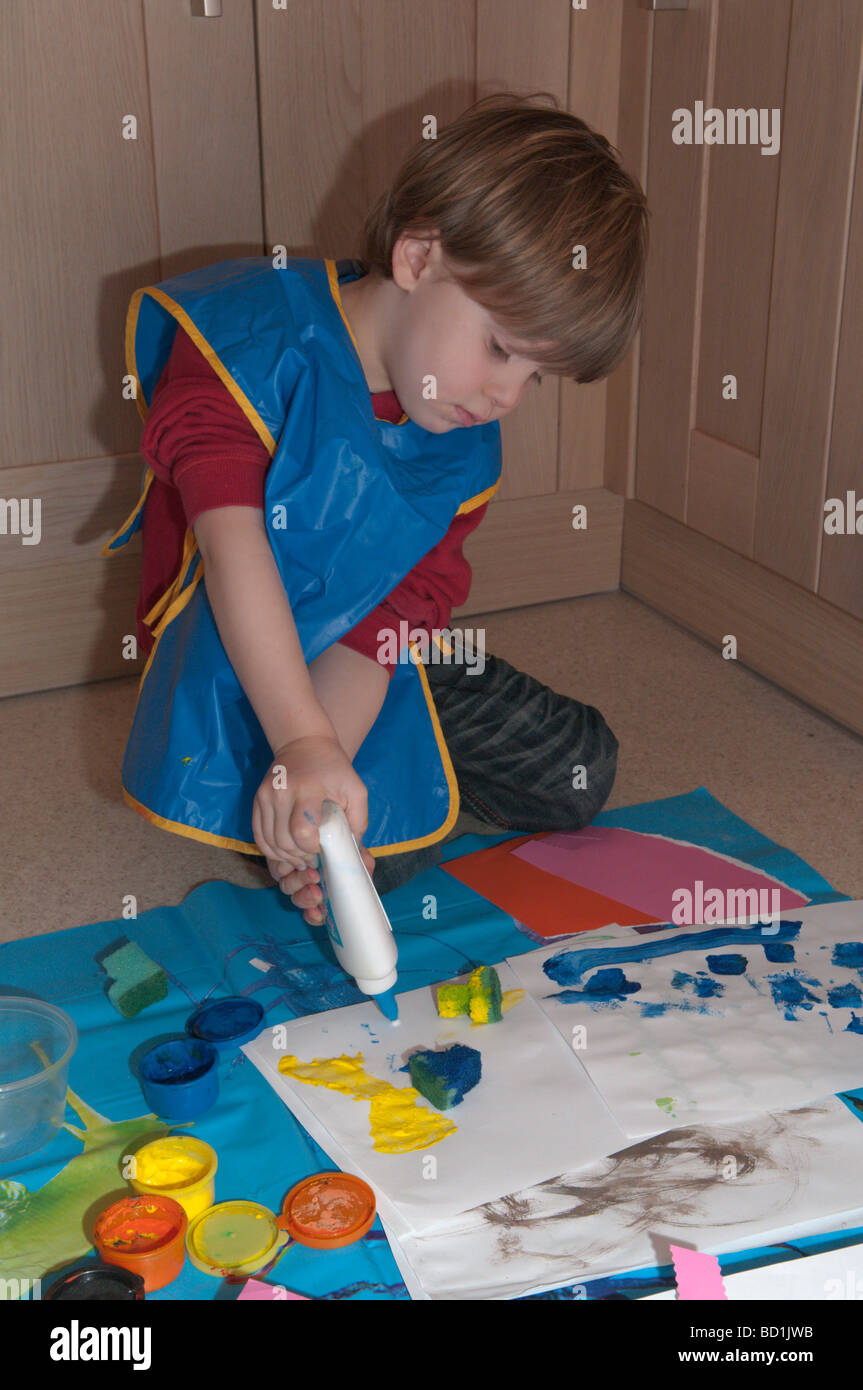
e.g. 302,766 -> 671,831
670,1245 -> 728,1300
511,827 -> 808,923
237,1278 -> 308,1301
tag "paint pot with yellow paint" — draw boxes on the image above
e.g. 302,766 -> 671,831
129,1135 -> 217,1221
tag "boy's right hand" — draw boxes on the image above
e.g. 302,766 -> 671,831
252,733 -> 374,921
267,842 -> 378,927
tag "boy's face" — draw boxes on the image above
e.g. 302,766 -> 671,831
386,235 -> 548,434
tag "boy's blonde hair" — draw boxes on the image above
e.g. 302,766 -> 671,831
359,92 -> 649,383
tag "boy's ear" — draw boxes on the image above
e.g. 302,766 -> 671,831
392,233 -> 441,291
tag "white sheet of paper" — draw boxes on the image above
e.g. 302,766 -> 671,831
508,902 -> 863,1138
241,961 -> 628,1238
641,1240 -> 863,1300
391,1095 -> 863,1299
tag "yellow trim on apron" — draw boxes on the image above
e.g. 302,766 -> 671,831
100,467 -> 155,558
135,562 -> 206,694
326,260 -> 411,428
126,287 -> 148,426
456,477 -> 500,514
123,285 -> 278,454
141,524 -> 200,630
121,786 -> 262,856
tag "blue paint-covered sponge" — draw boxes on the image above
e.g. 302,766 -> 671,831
101,941 -> 168,1019
408,1044 -> 482,1111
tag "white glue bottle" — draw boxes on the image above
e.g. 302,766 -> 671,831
316,800 -> 400,1023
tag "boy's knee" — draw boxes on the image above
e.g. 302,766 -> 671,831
568,706 -> 619,828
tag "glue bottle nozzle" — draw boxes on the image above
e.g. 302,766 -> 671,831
375,988 -> 400,1024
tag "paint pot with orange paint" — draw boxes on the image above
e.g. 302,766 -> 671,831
93,1193 -> 187,1292
277,1172 -> 376,1250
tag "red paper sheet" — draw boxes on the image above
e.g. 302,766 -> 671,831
442,834 -> 661,937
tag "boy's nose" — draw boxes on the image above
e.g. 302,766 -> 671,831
483,384 -> 520,416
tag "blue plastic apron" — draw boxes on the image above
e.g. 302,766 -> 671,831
103,256 -> 501,857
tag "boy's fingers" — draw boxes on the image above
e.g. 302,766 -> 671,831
345,792 -> 369,842
252,801 -> 276,861
290,812 -> 322,858
266,854 -> 308,878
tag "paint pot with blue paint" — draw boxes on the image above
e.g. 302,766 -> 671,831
138,1038 -> 219,1122
186,996 -> 264,1052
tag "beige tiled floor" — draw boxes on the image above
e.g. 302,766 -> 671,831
2,590 -> 861,945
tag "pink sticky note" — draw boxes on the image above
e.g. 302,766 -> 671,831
237,1278 -> 308,1301
669,1245 -> 728,1300
511,828 -> 807,923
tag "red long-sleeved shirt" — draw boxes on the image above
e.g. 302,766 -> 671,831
136,324 -> 488,675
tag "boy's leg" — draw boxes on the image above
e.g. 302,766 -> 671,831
426,649 -> 619,833
372,649 -> 619,896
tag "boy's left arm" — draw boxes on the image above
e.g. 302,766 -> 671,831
321,501 -> 489,747
307,641 -> 389,761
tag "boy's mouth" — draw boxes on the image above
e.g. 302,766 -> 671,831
453,405 -> 483,426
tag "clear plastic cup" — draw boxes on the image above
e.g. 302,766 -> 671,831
0,997 -> 78,1163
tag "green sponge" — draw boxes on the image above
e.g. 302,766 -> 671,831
101,941 -> 168,1019
468,966 -> 502,1024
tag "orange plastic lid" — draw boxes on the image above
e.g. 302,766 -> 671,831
278,1172 -> 376,1249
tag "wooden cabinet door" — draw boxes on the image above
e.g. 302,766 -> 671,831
636,0 -> 863,606
624,0 -> 863,736
0,0 -> 261,698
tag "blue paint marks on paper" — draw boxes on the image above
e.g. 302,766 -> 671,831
832,942 -> 863,969
706,953 -> 748,976
828,982 -> 862,1009
763,942 -> 794,962
766,971 -> 822,1021
846,1014 -> 863,1035
670,970 -> 724,999
541,922 -> 801,990
550,967 -> 642,1008
638,999 -> 720,1019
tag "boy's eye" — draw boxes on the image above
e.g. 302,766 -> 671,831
490,337 -> 543,385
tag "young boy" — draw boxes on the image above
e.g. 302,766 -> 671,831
105,93 -> 647,929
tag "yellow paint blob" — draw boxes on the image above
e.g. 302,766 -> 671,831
134,1137 -> 208,1187
279,1053 -> 456,1153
